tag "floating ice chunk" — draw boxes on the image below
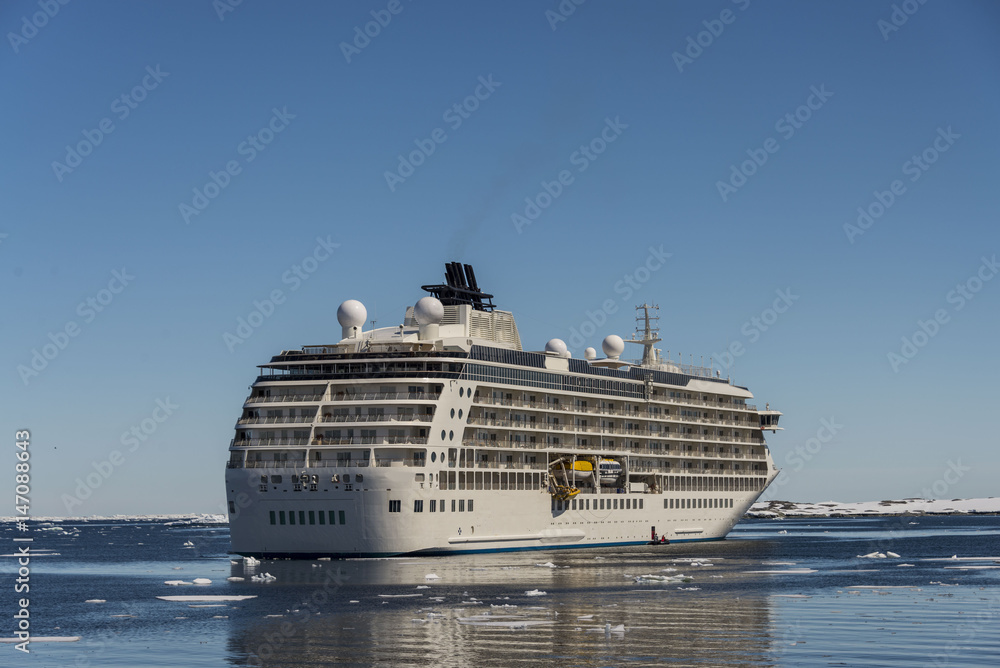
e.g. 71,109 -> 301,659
778,530 -> 788,534
425,573 -> 441,580
85,599 -> 106,604
183,541 -> 194,547
535,562 -> 557,568
164,580 -> 193,586
897,564 -> 915,567
227,577 -> 245,582
156,595 -> 257,602
378,594 -> 423,598
524,590 -> 547,596
577,615 -> 593,620
250,573 -> 276,582
677,587 -> 700,591
857,552 -> 887,558
243,556 -> 261,566
886,551 -> 900,558
230,560 -> 241,565
193,578 -> 212,585
349,600 -> 359,604
416,585 -> 430,589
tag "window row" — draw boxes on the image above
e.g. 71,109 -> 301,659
269,509 -> 346,525
391,499 -> 475,513
665,497 -> 734,510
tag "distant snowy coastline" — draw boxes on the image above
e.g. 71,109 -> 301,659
749,497 -> 1000,518
0,513 -> 227,524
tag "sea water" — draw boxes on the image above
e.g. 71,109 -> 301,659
1,515 -> 998,666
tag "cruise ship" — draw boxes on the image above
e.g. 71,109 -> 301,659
225,263 -> 782,558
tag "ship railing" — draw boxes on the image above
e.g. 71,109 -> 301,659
245,393 -> 324,404
374,458 -> 426,467
326,391 -> 442,402
475,394 -> 759,415
319,414 -> 431,423
231,437 -> 311,447
237,416 -> 315,425
309,436 -> 429,445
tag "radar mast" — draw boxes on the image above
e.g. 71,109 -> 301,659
625,303 -> 661,366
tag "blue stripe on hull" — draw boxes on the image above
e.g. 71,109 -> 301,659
234,535 -> 726,560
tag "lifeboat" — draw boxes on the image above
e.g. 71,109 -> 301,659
599,458 -> 622,484
569,459 -> 593,482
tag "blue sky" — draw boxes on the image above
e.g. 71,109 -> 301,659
3,0 -> 998,516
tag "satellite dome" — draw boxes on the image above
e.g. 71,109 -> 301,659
337,300 -> 367,329
413,296 -> 444,325
584,347 -> 597,360
602,335 -> 625,359
545,338 -> 568,356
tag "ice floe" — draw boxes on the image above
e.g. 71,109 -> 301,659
524,589 -> 547,596
156,595 -> 257,602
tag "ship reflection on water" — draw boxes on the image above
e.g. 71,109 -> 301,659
224,542 -> 781,667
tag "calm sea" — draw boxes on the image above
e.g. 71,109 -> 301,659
2,515 -> 998,667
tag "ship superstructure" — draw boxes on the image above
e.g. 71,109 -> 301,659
225,263 -> 782,557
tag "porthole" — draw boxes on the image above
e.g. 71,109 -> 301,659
458,409 -> 463,419
431,452 -> 437,462
449,430 -> 454,440
459,387 -> 464,397
441,430 -> 446,440
450,408 -> 455,418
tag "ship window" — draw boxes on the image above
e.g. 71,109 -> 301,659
328,510 -> 336,524
468,499 -> 474,512
449,431 -> 454,440
309,510 -> 315,525
431,452 -> 437,463
289,511 -> 295,525
269,511 -> 276,524
430,500 -> 436,512
414,500 -> 423,512
441,430 -> 446,440
356,474 -> 363,483
279,511 -> 286,525
451,409 -> 455,418
639,499 -> 643,509
271,475 -> 282,484
459,387 -> 464,397
299,511 -> 306,525
440,499 -> 446,512
459,500 -> 465,512
571,499 -> 577,510
339,510 -> 346,524
599,499 -> 604,510
451,499 -> 456,512
389,500 -> 401,513
319,511 -> 325,525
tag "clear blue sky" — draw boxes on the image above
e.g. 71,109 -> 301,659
3,0 -> 998,516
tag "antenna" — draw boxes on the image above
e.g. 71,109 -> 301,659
624,303 -> 661,366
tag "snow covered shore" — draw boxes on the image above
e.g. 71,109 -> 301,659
0,513 -> 227,524
748,497 -> 1000,518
